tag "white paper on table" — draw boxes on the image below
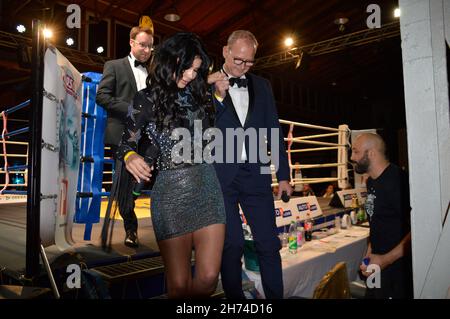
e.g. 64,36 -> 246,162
309,241 -> 337,253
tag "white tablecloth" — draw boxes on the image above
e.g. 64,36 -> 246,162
244,226 -> 369,298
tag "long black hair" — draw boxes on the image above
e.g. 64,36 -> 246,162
146,32 -> 211,131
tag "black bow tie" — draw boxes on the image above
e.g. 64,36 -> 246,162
134,60 -> 147,68
229,77 -> 248,88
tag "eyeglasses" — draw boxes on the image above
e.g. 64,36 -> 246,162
233,57 -> 255,67
132,39 -> 153,50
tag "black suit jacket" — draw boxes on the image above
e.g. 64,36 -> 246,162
213,73 -> 290,188
96,57 -> 139,146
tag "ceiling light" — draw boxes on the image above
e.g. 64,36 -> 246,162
284,37 -> 294,47
334,16 -> 349,32
43,28 -> 53,39
16,24 -> 26,33
66,37 -> 74,46
164,3 -> 180,22
164,12 -> 180,22
394,8 -> 401,18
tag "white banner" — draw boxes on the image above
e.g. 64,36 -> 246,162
41,47 -> 82,249
274,196 -> 323,228
336,188 -> 368,208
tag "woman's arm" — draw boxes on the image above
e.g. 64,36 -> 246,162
116,91 -> 154,183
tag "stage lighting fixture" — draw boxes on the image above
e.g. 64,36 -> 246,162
284,37 -> 294,47
43,28 -> 53,39
16,24 -> 26,33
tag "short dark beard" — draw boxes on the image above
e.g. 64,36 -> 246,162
354,151 -> 370,174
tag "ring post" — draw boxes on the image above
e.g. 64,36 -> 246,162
25,19 -> 44,281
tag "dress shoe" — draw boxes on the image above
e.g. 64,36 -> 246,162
124,230 -> 139,248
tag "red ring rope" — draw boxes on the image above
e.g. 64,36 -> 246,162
0,112 -> 10,194
287,124 -> 294,182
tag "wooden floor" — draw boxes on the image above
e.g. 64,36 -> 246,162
0,198 -> 159,274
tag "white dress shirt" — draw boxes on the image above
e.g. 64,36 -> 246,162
128,54 -> 148,91
228,75 -> 249,161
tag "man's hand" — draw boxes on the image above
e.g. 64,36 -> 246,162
208,71 -> 229,99
360,253 -> 391,277
125,153 -> 153,183
277,180 -> 293,199
207,71 -> 226,84
360,232 -> 411,277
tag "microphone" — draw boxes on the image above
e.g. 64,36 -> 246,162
132,146 -> 158,198
281,191 -> 290,203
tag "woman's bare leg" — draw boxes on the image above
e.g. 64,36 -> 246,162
158,233 -> 193,298
191,223 -> 226,297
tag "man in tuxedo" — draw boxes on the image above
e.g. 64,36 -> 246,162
96,26 -> 153,247
211,30 -> 293,299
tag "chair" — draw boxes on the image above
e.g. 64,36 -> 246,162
312,262 -> 351,299
0,285 -> 52,299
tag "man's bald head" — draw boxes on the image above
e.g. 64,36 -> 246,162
354,133 -> 386,159
351,133 -> 388,176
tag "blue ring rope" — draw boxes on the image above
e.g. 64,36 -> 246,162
1,100 -> 31,116
7,165 -> 28,171
2,127 -> 29,139
0,190 -> 27,195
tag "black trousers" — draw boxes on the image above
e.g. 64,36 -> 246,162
220,163 -> 283,299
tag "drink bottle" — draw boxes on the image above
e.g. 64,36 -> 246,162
288,221 -> 298,254
304,214 -> 313,241
295,216 -> 303,247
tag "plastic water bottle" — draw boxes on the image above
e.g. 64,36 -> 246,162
288,221 -> 298,254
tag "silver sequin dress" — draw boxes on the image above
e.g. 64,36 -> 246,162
117,87 -> 226,241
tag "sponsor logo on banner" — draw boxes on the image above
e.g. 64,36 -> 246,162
297,203 -> 308,212
63,70 -> 79,99
275,208 -> 282,217
310,204 -> 317,212
344,194 -> 354,201
283,210 -> 292,218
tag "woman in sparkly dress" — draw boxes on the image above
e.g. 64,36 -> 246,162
116,33 -> 226,298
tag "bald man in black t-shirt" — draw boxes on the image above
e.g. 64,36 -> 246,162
351,133 -> 413,299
